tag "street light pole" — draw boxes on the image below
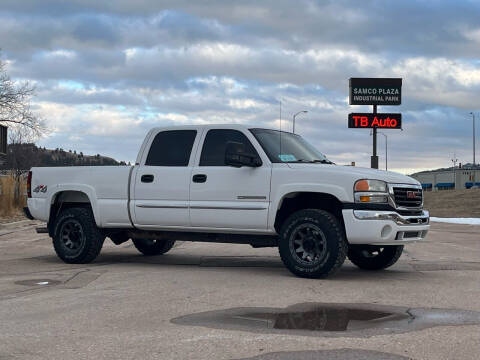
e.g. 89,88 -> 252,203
378,132 -> 388,170
292,110 -> 308,134
451,154 -> 458,190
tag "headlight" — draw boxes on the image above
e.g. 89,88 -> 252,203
354,179 -> 387,192
354,179 -> 388,203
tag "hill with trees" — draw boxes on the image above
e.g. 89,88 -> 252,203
0,142 -> 127,170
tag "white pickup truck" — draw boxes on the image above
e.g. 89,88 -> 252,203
25,124 -> 429,278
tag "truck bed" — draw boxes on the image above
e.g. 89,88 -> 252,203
28,166 -> 133,228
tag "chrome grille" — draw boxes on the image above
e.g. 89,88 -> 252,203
392,187 -> 423,208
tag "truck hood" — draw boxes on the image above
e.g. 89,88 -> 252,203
287,164 -> 420,185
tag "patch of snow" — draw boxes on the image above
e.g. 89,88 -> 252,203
430,217 -> 480,225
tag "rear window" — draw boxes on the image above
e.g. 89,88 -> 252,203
145,130 -> 197,166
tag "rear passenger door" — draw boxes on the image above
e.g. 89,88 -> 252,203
190,129 -> 271,230
132,129 -> 200,228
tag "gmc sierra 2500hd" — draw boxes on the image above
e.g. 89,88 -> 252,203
25,124 -> 429,278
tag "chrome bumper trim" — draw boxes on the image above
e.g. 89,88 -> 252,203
353,210 -> 429,225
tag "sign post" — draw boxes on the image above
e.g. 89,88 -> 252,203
372,105 -> 378,169
349,78 -> 402,169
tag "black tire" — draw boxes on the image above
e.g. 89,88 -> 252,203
278,209 -> 347,279
52,207 -> 105,264
347,245 -> 403,270
132,238 -> 175,256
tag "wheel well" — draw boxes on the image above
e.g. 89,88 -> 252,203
274,192 -> 344,233
48,191 -> 92,237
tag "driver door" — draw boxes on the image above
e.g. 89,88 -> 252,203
189,129 -> 271,230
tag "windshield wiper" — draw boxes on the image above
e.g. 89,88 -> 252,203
311,159 -> 334,164
285,159 -> 335,164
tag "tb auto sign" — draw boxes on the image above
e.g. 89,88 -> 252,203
348,113 -> 402,129
349,78 -> 402,105
348,77 -> 402,169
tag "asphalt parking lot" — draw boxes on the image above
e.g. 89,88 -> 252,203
1,220 -> 479,360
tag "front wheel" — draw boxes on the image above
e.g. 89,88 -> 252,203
347,245 -> 403,270
132,238 -> 175,256
278,209 -> 347,278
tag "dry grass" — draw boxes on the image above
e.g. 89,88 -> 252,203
424,189 -> 480,218
0,175 -> 26,217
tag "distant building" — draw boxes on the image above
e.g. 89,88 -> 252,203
411,164 -> 480,191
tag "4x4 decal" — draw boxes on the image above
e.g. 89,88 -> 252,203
33,185 -> 48,193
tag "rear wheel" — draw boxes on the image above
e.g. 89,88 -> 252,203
278,209 -> 347,278
53,207 -> 105,264
132,238 -> 175,256
347,245 -> 403,270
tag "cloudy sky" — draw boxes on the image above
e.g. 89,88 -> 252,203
1,0 -> 479,173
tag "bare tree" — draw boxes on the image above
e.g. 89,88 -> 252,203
0,56 -> 45,136
0,54 -> 46,204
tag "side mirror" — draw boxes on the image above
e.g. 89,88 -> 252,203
225,141 -> 262,168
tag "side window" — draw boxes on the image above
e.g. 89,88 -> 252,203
145,130 -> 197,166
200,129 -> 258,166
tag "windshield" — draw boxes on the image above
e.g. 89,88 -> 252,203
249,128 -> 333,164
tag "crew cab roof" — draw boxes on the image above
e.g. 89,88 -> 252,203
149,124 -> 260,132
136,124 -> 282,165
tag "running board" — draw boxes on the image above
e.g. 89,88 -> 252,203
127,230 -> 278,248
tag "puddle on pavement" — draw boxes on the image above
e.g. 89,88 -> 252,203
238,306 -> 406,332
236,349 -> 410,360
14,279 -> 62,287
171,302 -> 480,338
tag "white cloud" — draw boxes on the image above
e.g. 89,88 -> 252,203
44,49 -> 77,59
2,1 -> 480,172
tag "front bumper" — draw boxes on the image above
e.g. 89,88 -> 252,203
342,209 -> 430,245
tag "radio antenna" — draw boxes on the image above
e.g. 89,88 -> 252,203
279,100 -> 282,158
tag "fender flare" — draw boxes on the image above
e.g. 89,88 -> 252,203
268,183 -> 350,229
47,184 -> 101,227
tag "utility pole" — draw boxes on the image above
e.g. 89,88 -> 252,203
470,112 -> 476,185
279,100 -> 282,155
292,110 -> 308,134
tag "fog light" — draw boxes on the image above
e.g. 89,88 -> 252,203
381,225 -> 392,239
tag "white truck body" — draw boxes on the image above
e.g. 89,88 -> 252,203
26,124 -> 429,277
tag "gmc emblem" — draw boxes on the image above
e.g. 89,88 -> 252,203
406,191 -> 417,199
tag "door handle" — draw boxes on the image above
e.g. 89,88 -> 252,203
141,174 -> 154,183
192,174 -> 207,183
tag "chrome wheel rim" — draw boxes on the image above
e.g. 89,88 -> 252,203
289,223 -> 328,265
